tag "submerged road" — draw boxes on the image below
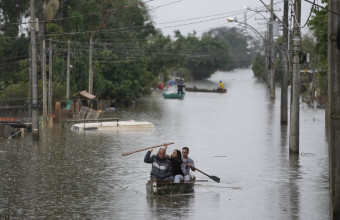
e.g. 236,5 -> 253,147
0,68 -> 329,219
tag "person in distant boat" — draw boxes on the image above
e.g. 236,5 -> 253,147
177,79 -> 185,94
218,81 -> 225,90
167,149 -> 184,183
144,147 -> 173,181
156,82 -> 163,90
181,147 -> 195,182
169,79 -> 175,87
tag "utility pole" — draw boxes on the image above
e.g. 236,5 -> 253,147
265,31 -> 269,85
28,43 -> 32,117
89,32 -> 94,95
48,39 -> 52,115
289,0 -> 301,154
281,0 -> 289,123
328,0 -> 340,217
66,40 -> 70,100
40,23 -> 47,120
30,0 -> 39,141
269,0 -> 275,99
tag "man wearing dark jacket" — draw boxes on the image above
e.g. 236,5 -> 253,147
144,148 -> 173,180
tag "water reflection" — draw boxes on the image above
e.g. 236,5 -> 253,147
289,154 -> 301,220
146,194 -> 194,219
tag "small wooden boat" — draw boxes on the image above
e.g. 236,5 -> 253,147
185,87 -> 227,93
146,180 -> 194,196
70,119 -> 154,131
162,92 -> 185,99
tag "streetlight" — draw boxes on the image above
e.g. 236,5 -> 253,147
226,17 -> 265,41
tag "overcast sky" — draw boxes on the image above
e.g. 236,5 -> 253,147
146,0 -> 318,38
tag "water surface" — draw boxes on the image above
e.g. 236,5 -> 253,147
0,69 -> 329,219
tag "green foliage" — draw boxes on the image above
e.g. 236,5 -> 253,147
306,0 -> 328,95
46,23 -> 65,40
0,0 -> 259,107
144,34 -> 174,80
92,51 -> 156,105
272,36 -> 285,83
205,27 -> 257,69
0,0 -> 29,37
0,35 -> 29,84
172,31 -> 233,80
307,1 -> 328,70
251,52 -> 266,78
316,71 -> 327,96
0,82 -> 29,99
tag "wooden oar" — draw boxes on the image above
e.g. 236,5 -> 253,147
195,167 -> 220,183
183,162 -> 220,183
121,142 -> 174,156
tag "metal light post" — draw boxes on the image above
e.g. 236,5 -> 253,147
227,17 -> 266,41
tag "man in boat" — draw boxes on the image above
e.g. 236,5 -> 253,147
144,148 -> 173,181
218,80 -> 225,90
177,79 -> 185,94
181,147 -> 195,182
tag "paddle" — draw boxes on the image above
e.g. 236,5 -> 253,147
121,142 -> 174,156
183,162 -> 220,183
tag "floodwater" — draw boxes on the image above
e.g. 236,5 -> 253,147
0,69 -> 329,219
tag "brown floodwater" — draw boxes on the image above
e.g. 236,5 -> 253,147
0,69 -> 329,219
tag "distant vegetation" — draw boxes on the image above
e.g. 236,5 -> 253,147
251,52 -> 266,79
0,0 -> 258,106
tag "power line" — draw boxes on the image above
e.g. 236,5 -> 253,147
304,0 -> 339,16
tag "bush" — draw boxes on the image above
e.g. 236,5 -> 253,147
252,52 -> 266,78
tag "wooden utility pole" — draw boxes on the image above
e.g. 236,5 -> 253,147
30,0 -> 39,141
281,0 -> 289,123
66,40 -> 70,100
88,32 -> 94,95
328,0 -> 340,218
48,39 -> 52,115
269,0 -> 275,99
289,0 -> 301,154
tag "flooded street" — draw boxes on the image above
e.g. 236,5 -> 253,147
0,68 -> 329,219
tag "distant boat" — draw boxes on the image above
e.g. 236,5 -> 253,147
162,92 -> 185,99
146,180 -> 194,196
185,87 -> 227,93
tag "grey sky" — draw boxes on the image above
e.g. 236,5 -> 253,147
147,0 -> 318,38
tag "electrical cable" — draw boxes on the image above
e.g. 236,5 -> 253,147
290,0 -> 316,28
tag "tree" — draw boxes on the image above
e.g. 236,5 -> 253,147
307,1 -> 328,70
206,27 -> 256,69
252,52 -> 266,78
170,31 -> 233,80
0,0 -> 29,37
307,1 -> 328,96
